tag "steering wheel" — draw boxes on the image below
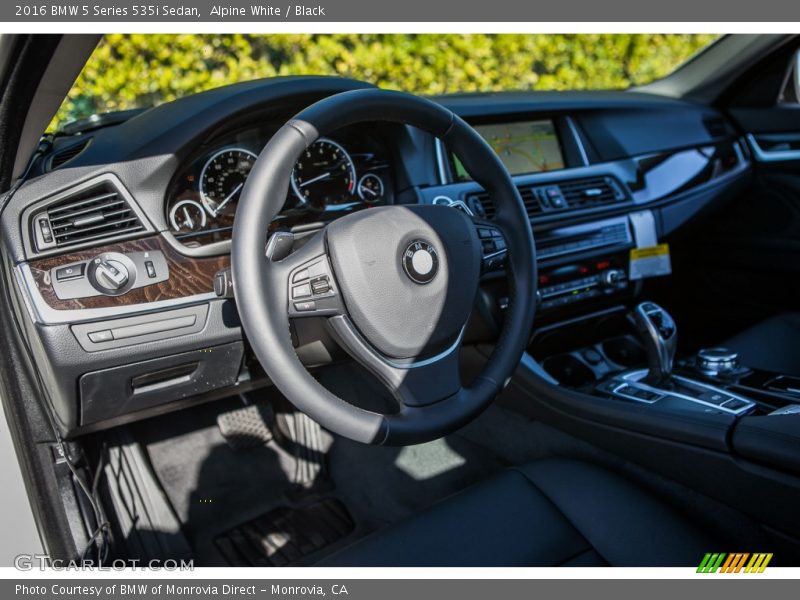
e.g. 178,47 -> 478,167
232,89 -> 537,446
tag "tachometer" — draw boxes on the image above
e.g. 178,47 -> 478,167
199,148 -> 257,217
291,138 -> 356,205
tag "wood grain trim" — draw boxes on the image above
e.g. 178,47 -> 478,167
28,236 -> 229,310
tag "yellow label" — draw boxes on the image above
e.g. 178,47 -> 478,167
630,243 -> 670,260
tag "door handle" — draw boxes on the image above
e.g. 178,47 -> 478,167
747,133 -> 800,162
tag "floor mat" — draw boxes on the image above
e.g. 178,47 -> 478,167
214,498 -> 355,566
132,387 -> 575,565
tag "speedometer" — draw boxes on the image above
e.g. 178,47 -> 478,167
291,138 -> 356,206
199,148 -> 257,217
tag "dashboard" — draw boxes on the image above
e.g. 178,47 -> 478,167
0,76 -> 752,437
164,122 -> 395,248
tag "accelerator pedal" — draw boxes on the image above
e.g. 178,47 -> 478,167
275,409 -> 334,496
216,403 -> 274,451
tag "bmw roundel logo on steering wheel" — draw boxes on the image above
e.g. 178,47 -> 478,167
402,240 -> 439,284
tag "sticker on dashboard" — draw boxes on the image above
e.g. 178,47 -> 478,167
629,243 -> 672,280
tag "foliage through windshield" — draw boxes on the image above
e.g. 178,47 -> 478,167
52,34 -> 719,131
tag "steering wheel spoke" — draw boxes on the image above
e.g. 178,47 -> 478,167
327,314 -> 463,408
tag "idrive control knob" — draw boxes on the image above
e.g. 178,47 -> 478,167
697,347 -> 740,376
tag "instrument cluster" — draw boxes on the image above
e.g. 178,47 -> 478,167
165,123 -> 394,248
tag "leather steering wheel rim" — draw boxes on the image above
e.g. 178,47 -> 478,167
232,89 -> 537,446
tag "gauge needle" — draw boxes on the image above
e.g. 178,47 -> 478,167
182,207 -> 194,229
300,172 -> 332,187
213,182 -> 244,216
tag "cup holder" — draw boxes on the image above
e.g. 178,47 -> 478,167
542,354 -> 597,387
601,336 -> 646,367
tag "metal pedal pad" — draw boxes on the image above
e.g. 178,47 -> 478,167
276,410 -> 333,494
217,403 -> 274,451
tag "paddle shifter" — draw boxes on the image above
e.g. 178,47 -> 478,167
630,302 -> 677,385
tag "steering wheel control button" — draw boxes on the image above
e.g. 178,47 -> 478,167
310,276 -> 331,295
287,255 -> 342,317
402,240 -> 439,284
478,226 -> 508,273
55,263 -> 85,281
292,283 -> 312,299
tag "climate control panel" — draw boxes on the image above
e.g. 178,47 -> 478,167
50,250 -> 169,300
537,257 -> 628,311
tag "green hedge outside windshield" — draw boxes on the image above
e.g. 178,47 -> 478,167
51,33 -> 719,131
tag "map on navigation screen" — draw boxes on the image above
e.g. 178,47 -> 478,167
452,120 -> 564,180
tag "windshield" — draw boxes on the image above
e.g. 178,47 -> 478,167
51,33 -> 720,132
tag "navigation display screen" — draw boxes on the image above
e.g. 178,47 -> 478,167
451,119 -> 564,180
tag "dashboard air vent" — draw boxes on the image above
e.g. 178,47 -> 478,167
466,193 -> 494,219
557,176 -> 626,209
34,181 -> 145,250
465,175 -> 628,221
48,138 -> 91,170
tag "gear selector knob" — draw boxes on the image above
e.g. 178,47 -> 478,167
630,302 -> 678,384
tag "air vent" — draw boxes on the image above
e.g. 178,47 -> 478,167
466,193 -> 494,219
465,175 -> 628,221
558,176 -> 625,209
32,180 -> 146,251
48,138 -> 91,170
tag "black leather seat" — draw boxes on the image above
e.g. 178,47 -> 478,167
724,313 -> 800,376
321,459 -> 717,567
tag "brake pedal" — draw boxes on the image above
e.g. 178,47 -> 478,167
217,403 -> 274,451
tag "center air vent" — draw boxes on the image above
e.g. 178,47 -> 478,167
466,175 -> 628,221
31,178 -> 147,252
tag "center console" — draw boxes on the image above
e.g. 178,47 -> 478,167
533,216 -> 634,313
529,301 -> 800,437
506,300 -> 800,548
